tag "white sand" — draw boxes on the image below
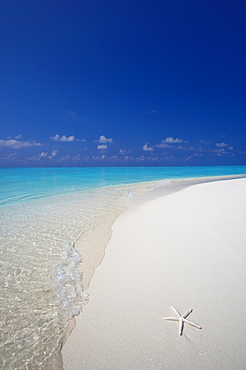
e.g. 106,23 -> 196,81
62,178 -> 246,369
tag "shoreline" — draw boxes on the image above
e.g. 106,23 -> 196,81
62,174 -> 246,369
139,173 -> 246,201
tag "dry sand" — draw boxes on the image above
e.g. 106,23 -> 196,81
62,177 -> 246,369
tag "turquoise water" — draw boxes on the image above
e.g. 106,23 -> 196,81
1,166 -> 246,206
0,166 -> 245,369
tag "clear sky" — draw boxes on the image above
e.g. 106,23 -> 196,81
0,0 -> 245,167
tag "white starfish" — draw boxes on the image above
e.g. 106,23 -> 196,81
163,306 -> 202,336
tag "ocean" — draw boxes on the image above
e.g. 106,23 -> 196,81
1,166 -> 245,369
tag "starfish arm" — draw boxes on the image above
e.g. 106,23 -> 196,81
182,308 -> 193,319
179,319 -> 184,336
162,317 -> 179,321
183,318 -> 202,329
171,306 -> 181,317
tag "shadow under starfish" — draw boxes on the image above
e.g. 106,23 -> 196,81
163,306 -> 202,336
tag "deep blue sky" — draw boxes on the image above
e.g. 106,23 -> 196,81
0,0 -> 245,166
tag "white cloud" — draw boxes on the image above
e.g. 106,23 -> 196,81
163,137 -> 184,143
155,137 -> 186,148
97,144 -> 108,150
216,142 -> 227,148
1,153 -> 17,161
142,143 -> 154,151
119,149 -> 131,154
51,150 -> 58,157
194,153 -> 203,157
177,146 -> 195,150
60,135 -> 75,142
163,154 -> 175,161
155,142 -> 172,149
71,154 -> 81,162
136,155 -> 145,162
0,139 -> 41,149
121,155 -> 145,162
37,150 -> 59,160
51,134 -> 61,141
209,147 -> 233,156
147,156 -> 159,161
216,142 -> 233,150
98,135 -> 113,143
50,134 -> 76,142
56,155 -> 71,162
39,152 -> 48,157
24,155 -> 39,162
15,134 -> 23,139
215,148 -> 227,156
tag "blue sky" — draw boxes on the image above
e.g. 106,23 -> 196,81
0,0 -> 245,167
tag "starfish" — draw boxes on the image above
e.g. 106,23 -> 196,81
163,306 -> 202,336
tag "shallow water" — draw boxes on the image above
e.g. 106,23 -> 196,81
0,166 -> 245,369
0,184 -> 150,369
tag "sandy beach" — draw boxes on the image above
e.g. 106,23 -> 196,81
62,177 -> 246,369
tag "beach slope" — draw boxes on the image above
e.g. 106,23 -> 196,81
62,178 -> 246,369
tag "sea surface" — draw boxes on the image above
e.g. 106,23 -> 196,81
1,166 -> 245,369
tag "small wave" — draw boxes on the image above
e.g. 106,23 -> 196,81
52,244 -> 88,320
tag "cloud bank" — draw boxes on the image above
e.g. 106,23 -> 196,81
50,134 -> 76,142
0,139 -> 41,149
